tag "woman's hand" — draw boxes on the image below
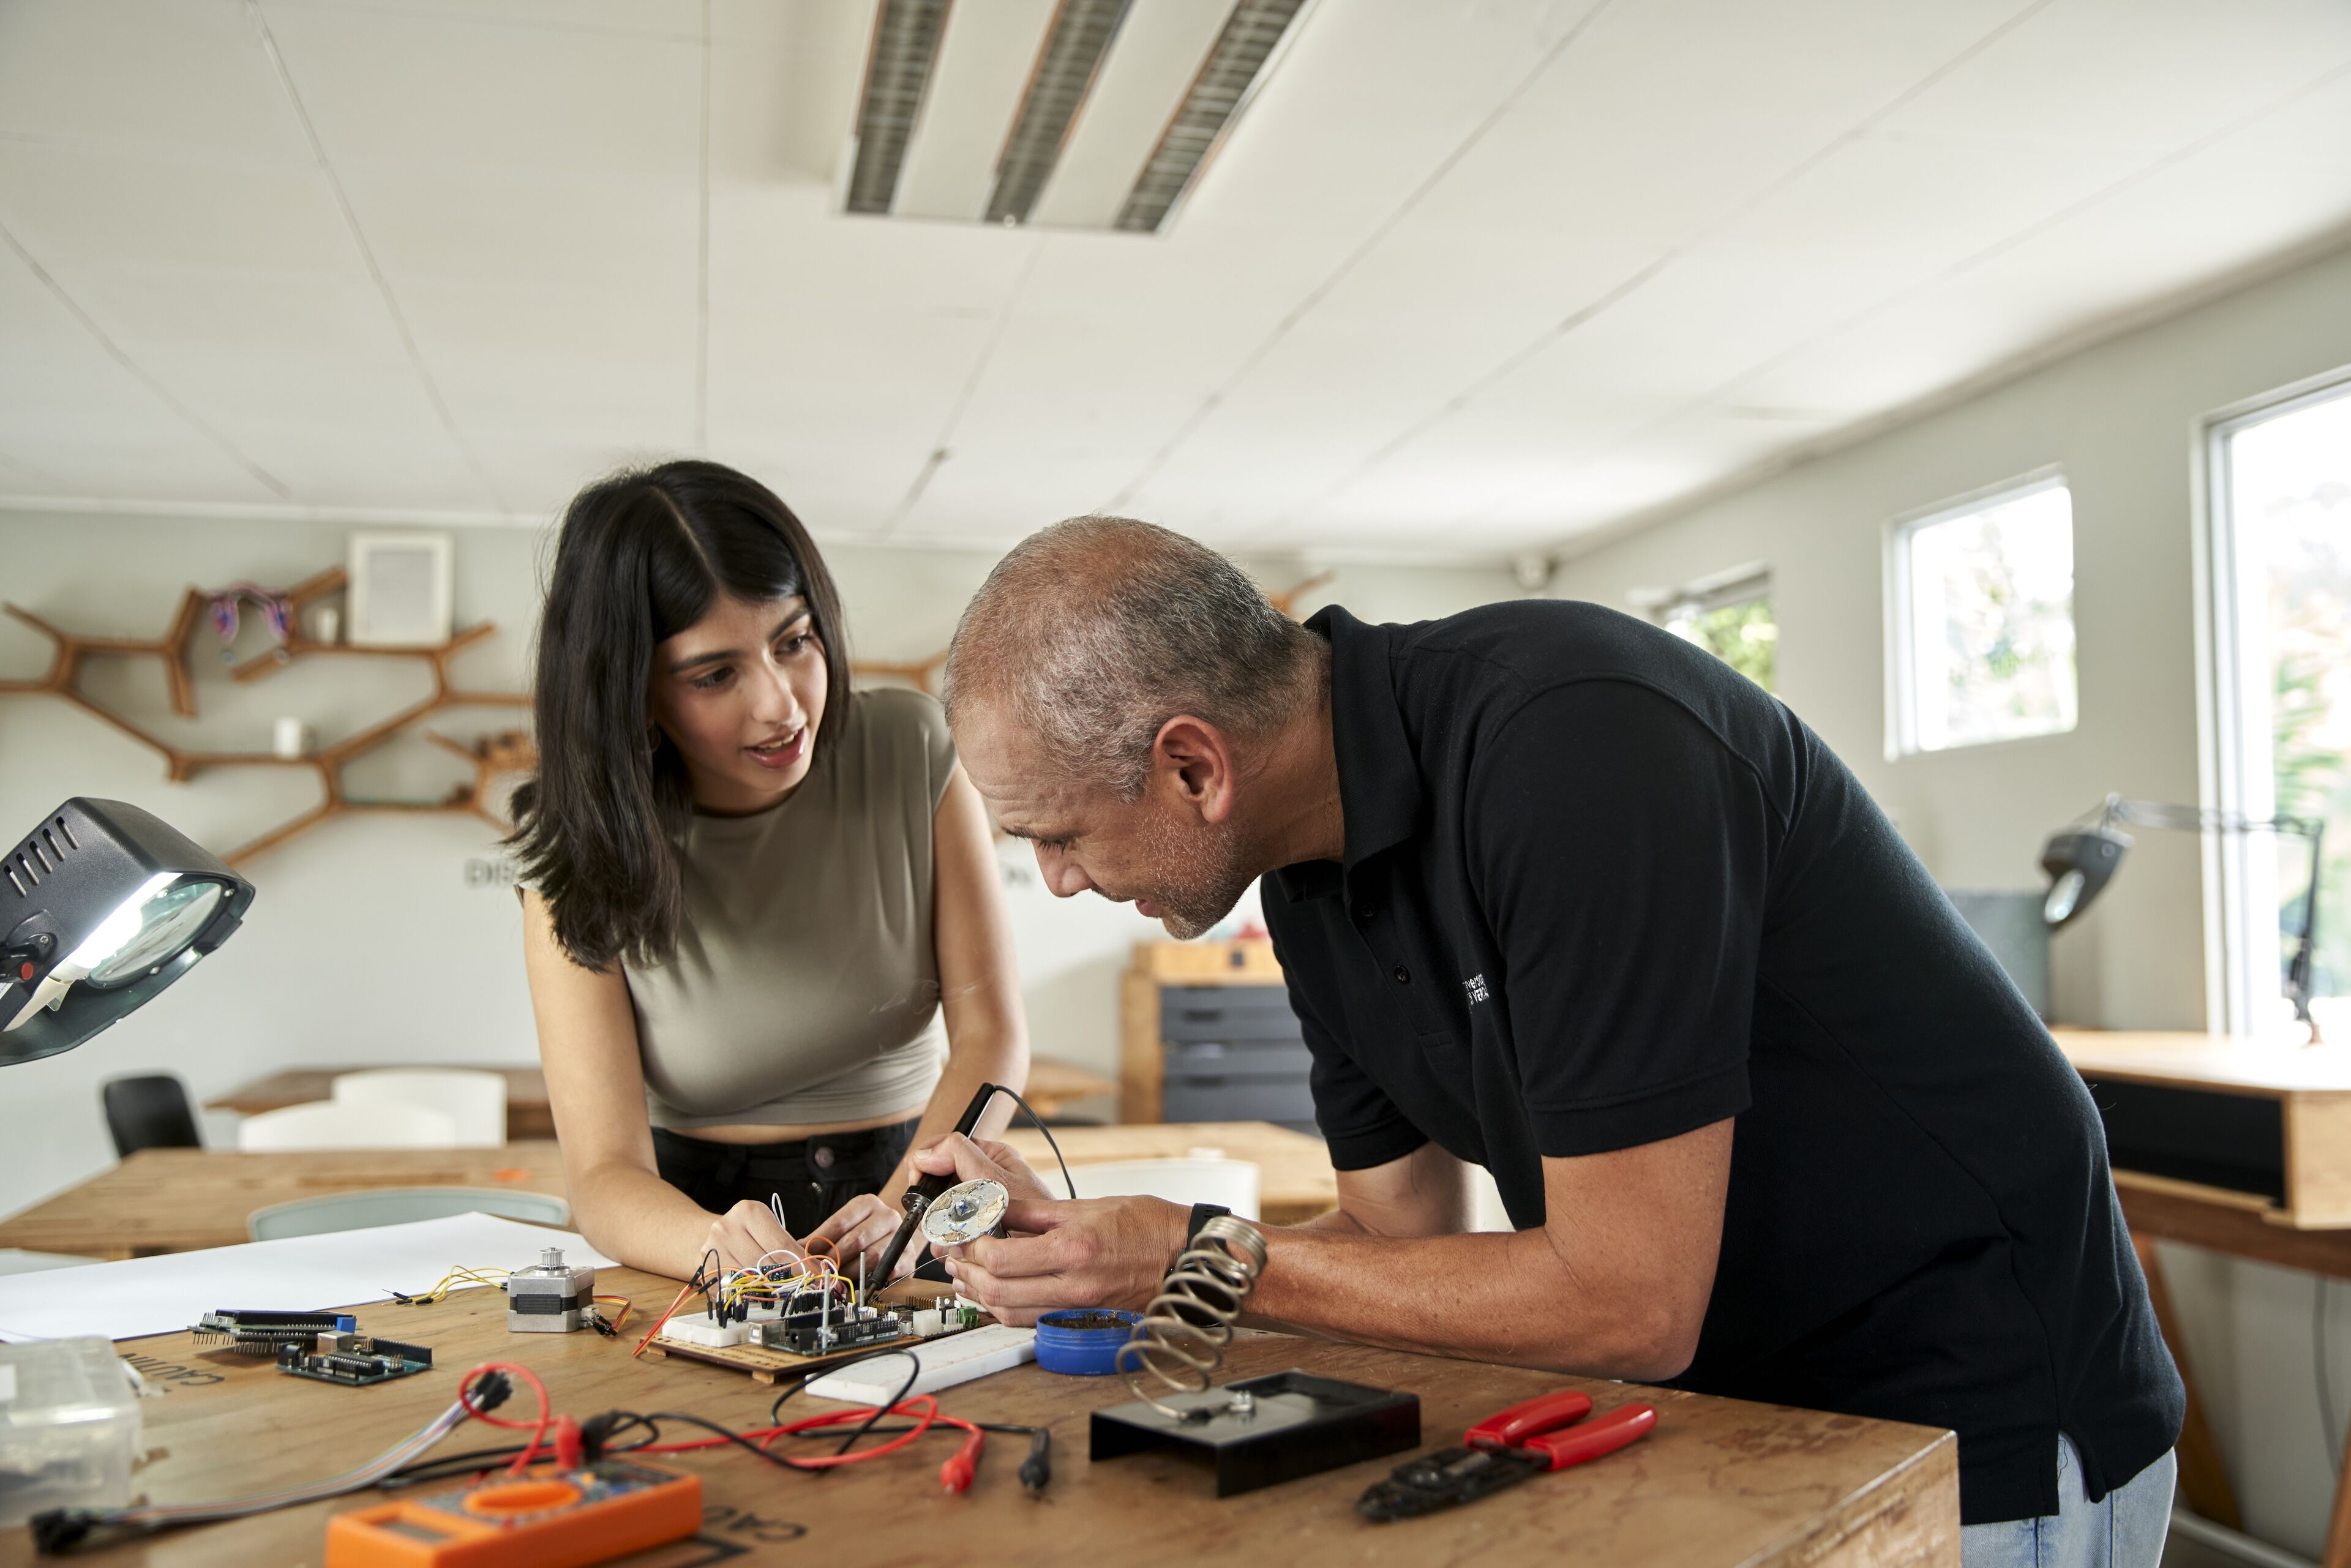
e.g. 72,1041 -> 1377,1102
700,1199 -> 800,1274
804,1191 -> 905,1279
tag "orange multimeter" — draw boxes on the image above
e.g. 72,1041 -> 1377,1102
326,1459 -> 703,1567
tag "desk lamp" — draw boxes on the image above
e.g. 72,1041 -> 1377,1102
2041,793 -> 2324,1042
1,798 -> 255,1068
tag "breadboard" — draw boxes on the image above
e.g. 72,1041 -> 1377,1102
642,1280 -> 991,1386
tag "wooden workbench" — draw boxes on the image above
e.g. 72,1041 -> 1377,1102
0,1125 -> 1336,1260
203,1058 -> 1125,1145
19,1266 -> 1957,1567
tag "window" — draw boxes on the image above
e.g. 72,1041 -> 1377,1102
1639,565 -> 1777,692
2207,375 -> 2351,1038
1888,475 -> 2077,756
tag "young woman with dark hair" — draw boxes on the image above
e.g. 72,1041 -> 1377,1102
512,460 -> 1027,1279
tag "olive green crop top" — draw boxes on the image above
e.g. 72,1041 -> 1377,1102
622,687 -> 954,1130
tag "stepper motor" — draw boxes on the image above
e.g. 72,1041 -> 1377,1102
505,1247 -> 596,1332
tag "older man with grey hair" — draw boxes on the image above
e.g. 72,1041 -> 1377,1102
861,516 -> 2181,1560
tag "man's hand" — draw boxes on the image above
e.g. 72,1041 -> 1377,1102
700,1199 -> 798,1274
801,1133 -> 1060,1281
941,1195 -> 1190,1326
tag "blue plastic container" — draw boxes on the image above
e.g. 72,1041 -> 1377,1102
1033,1309 -> 1142,1376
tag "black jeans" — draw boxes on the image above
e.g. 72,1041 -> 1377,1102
652,1119 -> 919,1239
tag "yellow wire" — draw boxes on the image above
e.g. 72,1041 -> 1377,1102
398,1266 -> 511,1305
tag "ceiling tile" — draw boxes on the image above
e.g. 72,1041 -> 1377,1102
0,0 -> 302,159
3,0 -> 2349,561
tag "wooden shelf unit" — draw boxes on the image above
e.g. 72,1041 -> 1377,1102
1119,938 -> 1295,1124
2053,1028 -> 2351,1229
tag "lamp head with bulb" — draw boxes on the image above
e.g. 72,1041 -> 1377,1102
2039,820 -> 2134,928
1,799 -> 254,1068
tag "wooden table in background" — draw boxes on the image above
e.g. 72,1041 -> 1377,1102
0,1125 -> 1333,1259
203,1057 -> 1123,1143
1003,1120 -> 1337,1225
1020,1056 -> 1121,1117
51,1266 -> 1958,1566
2053,1029 -> 2351,1566
0,1143 -> 572,1259
206,1065 -> 558,1139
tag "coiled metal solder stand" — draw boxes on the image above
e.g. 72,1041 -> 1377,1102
1116,1215 -> 1268,1419
1090,1215 -> 1419,1497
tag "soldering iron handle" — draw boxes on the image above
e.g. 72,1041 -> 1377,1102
869,1082 -> 1005,1286
908,1082 -> 1004,1201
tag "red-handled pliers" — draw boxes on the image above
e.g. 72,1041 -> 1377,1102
1357,1389 -> 1657,1522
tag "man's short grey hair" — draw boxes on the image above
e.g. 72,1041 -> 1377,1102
945,517 -> 1326,798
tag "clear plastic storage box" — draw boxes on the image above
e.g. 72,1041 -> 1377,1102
0,1337 -> 141,1527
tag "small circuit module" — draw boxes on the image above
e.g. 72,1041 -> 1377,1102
193,1310 -> 358,1355
276,1332 -> 434,1387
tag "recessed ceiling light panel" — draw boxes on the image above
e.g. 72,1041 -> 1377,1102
986,0 -> 1134,226
846,0 -> 954,216
1117,0 -> 1307,233
843,0 -> 1311,234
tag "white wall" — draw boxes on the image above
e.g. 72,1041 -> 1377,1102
0,510 -> 1515,1221
1548,238 -> 2351,1558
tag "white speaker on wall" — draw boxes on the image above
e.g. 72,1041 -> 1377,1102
347,531 -> 454,648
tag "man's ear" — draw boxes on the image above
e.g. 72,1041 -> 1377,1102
1152,715 -> 1238,823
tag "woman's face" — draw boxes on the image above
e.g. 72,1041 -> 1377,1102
650,593 -> 828,814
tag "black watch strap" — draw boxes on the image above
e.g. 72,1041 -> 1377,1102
1185,1202 -> 1231,1244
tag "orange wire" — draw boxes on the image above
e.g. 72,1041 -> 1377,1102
631,1281 -> 699,1359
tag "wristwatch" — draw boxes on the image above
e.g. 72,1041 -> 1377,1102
1185,1202 -> 1231,1244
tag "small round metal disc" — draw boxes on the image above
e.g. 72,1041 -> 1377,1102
922,1178 -> 1009,1247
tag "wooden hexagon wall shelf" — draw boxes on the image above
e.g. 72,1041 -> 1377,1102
0,568 -> 534,868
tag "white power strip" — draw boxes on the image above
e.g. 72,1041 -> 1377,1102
801,1324 -> 1036,1404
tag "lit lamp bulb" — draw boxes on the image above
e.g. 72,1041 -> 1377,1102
1,800 -> 252,1067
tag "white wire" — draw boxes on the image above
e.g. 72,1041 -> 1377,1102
80,1396 -> 473,1529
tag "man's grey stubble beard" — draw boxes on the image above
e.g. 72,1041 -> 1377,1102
1138,811 -> 1256,941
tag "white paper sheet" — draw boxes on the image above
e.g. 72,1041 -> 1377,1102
0,1213 -> 617,1343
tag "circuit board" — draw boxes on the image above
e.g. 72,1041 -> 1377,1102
193,1310 -> 358,1355
277,1334 -> 433,1387
643,1279 -> 991,1386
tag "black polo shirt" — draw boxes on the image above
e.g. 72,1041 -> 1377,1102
1262,601 -> 2181,1525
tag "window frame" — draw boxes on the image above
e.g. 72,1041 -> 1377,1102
1632,561 -> 1775,692
1883,465 -> 2075,761
2194,363 -> 2351,1035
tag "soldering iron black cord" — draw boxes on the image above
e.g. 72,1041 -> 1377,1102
767,1346 -> 924,1457
994,1085 -> 1078,1200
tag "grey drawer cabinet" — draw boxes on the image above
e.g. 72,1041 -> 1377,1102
1120,940 -> 1318,1132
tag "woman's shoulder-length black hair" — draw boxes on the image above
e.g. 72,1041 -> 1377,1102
509,459 -> 852,972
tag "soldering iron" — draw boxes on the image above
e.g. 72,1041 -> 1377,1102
866,1082 -> 1005,1288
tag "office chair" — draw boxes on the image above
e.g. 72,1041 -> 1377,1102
100,1074 -> 203,1158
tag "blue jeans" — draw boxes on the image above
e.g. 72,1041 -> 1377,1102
1962,1438 -> 2177,1568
